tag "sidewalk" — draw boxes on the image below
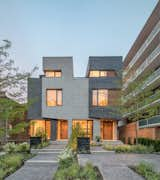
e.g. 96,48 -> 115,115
5,144 -> 65,180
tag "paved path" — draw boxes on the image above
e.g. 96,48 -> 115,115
5,144 -> 65,180
79,147 -> 160,180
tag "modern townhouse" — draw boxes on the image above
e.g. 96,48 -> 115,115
119,1 -> 160,143
28,56 -> 122,142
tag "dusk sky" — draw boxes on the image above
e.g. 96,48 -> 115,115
0,0 -> 158,77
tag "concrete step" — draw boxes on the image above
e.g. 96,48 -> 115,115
25,159 -> 58,166
50,140 -> 68,145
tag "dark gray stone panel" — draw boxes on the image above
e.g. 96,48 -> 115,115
27,78 -> 42,120
51,120 -> 57,140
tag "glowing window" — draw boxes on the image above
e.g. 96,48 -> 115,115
89,70 -> 116,77
72,120 -> 93,140
92,89 -> 108,106
47,89 -> 62,106
30,120 -> 51,139
45,70 -> 62,77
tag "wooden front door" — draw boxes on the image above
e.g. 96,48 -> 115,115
60,120 -> 68,139
102,121 -> 113,140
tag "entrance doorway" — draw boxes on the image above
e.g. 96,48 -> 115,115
101,120 -> 113,140
57,120 -> 68,139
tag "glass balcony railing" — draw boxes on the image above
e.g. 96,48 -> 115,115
124,66 -> 160,102
124,20 -> 160,75
123,91 -> 160,117
139,115 -> 160,128
124,44 -> 160,89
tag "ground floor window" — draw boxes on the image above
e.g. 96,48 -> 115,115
72,120 -> 93,140
30,120 -> 51,140
57,120 -> 68,140
100,120 -> 113,140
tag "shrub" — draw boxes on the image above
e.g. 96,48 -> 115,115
54,160 -> 101,180
58,147 -> 76,161
3,142 -> 30,153
104,144 -> 154,153
67,124 -> 85,151
138,138 -> 160,152
133,162 -> 160,180
95,136 -> 101,142
0,153 -> 32,179
16,142 -> 30,153
3,143 -> 17,153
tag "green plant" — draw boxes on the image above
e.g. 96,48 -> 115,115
67,124 -> 85,151
138,138 -> 160,152
3,142 -> 30,153
95,136 -> 101,142
132,162 -> 160,180
35,127 -> 47,142
104,144 -> 154,153
16,142 -> 30,153
0,153 -> 32,179
3,143 -> 17,153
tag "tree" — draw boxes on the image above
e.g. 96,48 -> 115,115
0,40 -> 38,143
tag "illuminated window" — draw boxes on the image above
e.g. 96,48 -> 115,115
72,120 -> 93,140
92,89 -> 108,106
45,70 -> 62,77
89,70 -> 116,77
47,89 -> 62,106
30,120 -> 51,139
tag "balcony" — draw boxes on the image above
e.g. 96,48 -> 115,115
124,43 -> 160,89
139,115 -> 160,128
124,20 -> 160,75
124,66 -> 160,102
123,91 -> 160,117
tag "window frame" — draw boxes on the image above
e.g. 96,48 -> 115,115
89,70 -> 116,77
45,70 -> 62,78
46,89 -> 63,107
92,89 -> 108,107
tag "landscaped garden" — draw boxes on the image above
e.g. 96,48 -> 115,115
53,125 -> 103,180
0,142 -> 32,180
131,162 -> 160,180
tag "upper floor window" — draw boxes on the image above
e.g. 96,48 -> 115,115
92,89 -> 108,106
46,89 -> 62,106
89,70 -> 116,77
45,70 -> 62,78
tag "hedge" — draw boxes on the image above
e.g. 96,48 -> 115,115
137,138 -> 160,152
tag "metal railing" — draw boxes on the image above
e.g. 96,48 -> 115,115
124,44 -> 160,89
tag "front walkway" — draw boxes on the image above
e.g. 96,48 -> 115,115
5,144 -> 66,180
5,144 -> 160,180
79,146 -> 160,180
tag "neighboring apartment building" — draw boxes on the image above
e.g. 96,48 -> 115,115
119,1 -> 160,143
28,56 -> 122,141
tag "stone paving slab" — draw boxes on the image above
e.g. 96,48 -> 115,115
78,152 -> 160,180
5,144 -> 62,180
100,166 -> 144,180
5,165 -> 58,180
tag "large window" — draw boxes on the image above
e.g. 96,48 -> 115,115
92,89 -> 108,106
72,120 -> 93,140
89,70 -> 116,77
47,89 -> 62,106
45,70 -> 62,77
30,120 -> 51,139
